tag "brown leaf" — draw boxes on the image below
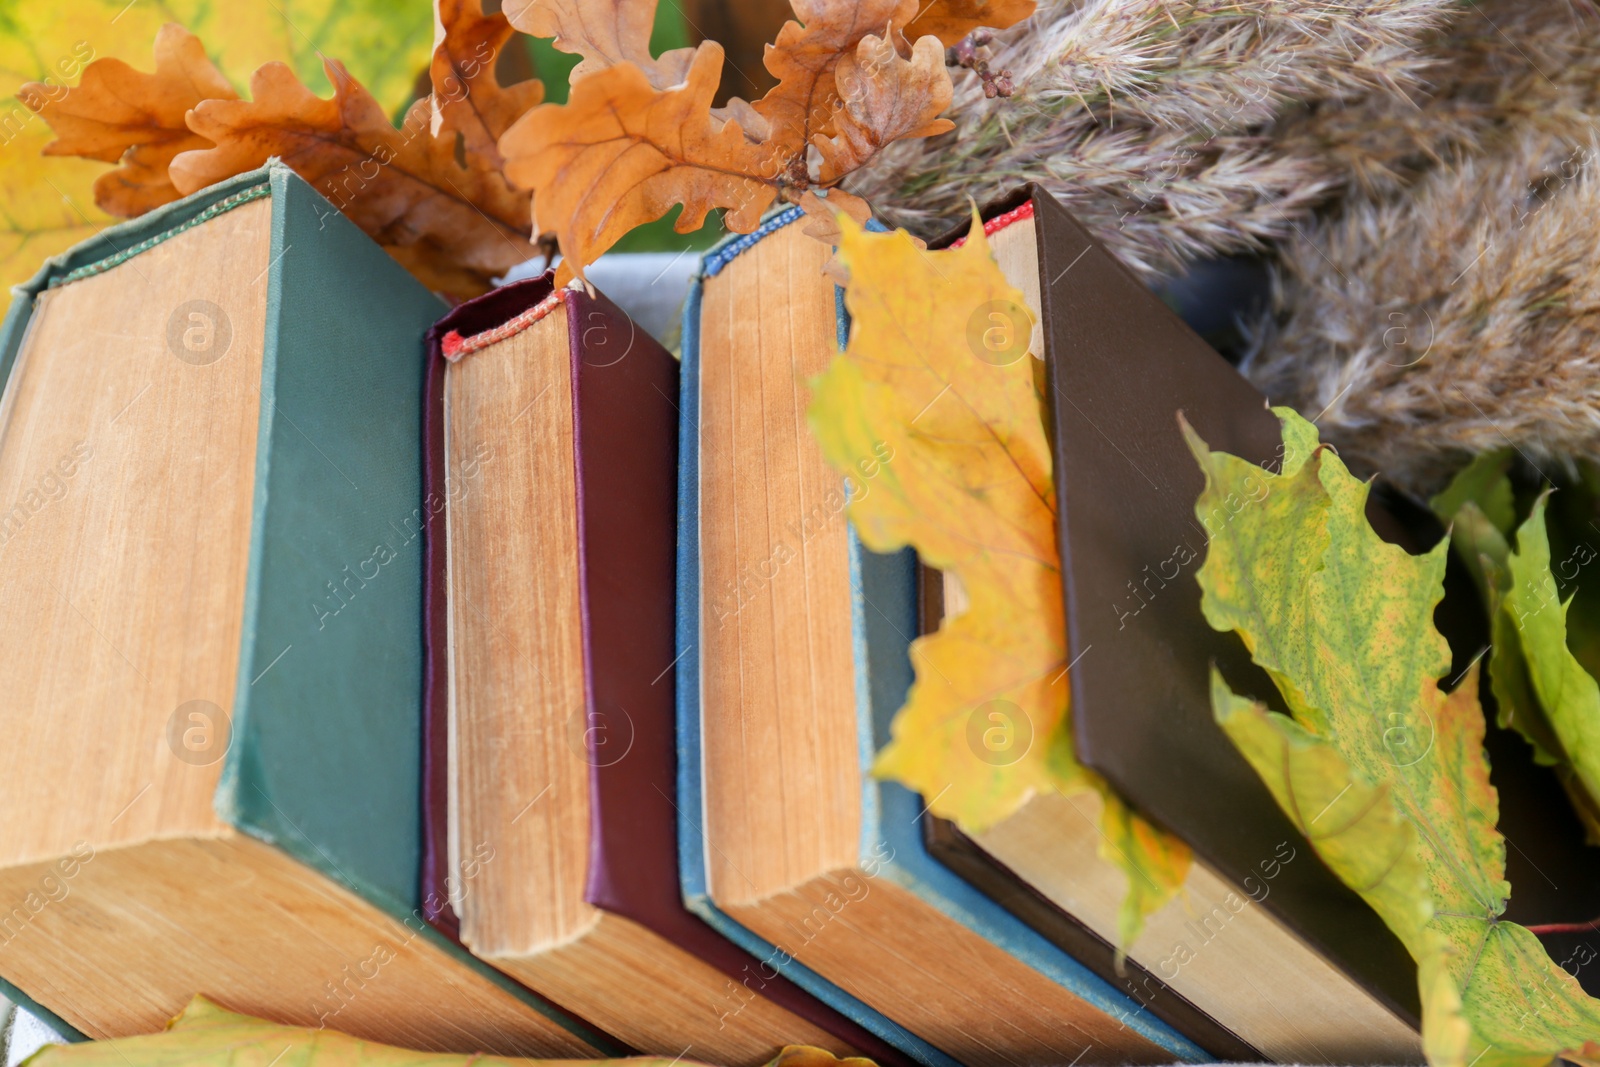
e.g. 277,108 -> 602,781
800,187 -> 873,285
502,0 -> 695,88
505,0 -> 969,281
798,186 -> 871,243
902,0 -> 1037,44
752,0 -> 917,155
431,0 -> 545,170
173,60 -> 536,299
27,5 -> 540,297
711,95 -> 772,144
815,33 -> 954,183
22,23 -> 238,217
500,42 -> 775,286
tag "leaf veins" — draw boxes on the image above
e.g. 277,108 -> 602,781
500,42 -> 777,286
502,0 -> 695,89
806,214 -> 1191,949
502,0 -> 1035,281
22,24 -> 238,217
815,33 -> 955,184
1191,409 -> 1600,1067
33,1 -> 540,299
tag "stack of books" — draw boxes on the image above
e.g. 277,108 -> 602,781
14,160 -> 1593,1066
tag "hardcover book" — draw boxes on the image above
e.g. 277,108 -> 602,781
0,162 -> 606,1057
948,182 -> 1600,1057
675,208 -> 1208,1067
919,186 -> 1428,1063
419,274 -> 909,1066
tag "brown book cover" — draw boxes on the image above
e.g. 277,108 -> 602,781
418,273 -> 912,1066
921,187 -> 1418,1059
921,183 -> 1600,1059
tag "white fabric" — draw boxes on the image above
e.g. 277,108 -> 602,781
1,998 -> 64,1067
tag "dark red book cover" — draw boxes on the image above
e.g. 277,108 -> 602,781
419,272 -> 911,1065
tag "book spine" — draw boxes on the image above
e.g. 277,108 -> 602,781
414,274 -> 625,1052
216,165 -> 442,918
565,285 -> 682,920
420,275 -> 563,936
675,225 -> 958,1067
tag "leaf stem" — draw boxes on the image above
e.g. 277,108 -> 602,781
1526,917 -> 1600,935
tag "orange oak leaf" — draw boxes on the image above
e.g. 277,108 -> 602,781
173,59 -> 535,299
798,186 -> 874,285
499,42 -> 775,286
501,0 -> 695,88
504,0 -> 1031,281
798,186 -> 872,243
752,0 -> 916,155
431,0 -> 545,170
22,24 -> 238,217
815,33 -> 954,184
902,0 -> 1037,45
711,95 -> 773,143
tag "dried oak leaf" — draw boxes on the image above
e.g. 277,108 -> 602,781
501,0 -> 694,88
503,0 -> 1008,282
500,42 -> 775,286
902,0 -> 1037,44
806,215 -> 1191,949
173,58 -> 535,298
815,33 -> 954,184
1,0 -> 434,294
752,0 -> 1030,157
431,0 -> 545,169
21,24 -> 238,217
798,187 -> 873,285
754,0 -> 916,155
173,0 -> 538,299
798,187 -> 871,243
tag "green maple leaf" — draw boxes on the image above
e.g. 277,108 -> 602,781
1432,453 -> 1562,765
1504,496 -> 1600,829
1433,459 -> 1600,842
1186,408 -> 1600,1067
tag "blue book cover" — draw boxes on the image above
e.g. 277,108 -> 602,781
675,208 -> 1207,1067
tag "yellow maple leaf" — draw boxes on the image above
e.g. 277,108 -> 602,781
24,996 -> 876,1067
806,213 -> 1190,948
0,0 -> 432,292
